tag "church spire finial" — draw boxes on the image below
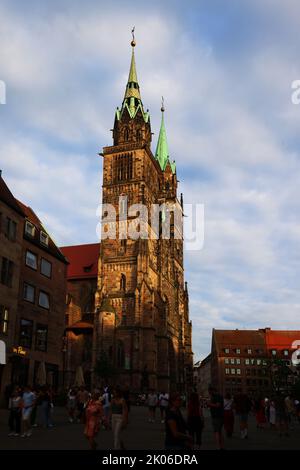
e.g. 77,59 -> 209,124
114,30 -> 150,132
131,26 -> 136,47
124,27 -> 140,101
161,96 -> 165,113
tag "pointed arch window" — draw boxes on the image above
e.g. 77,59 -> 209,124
124,128 -> 129,141
120,274 -> 126,291
136,129 -> 142,141
114,153 -> 133,182
117,340 -> 125,368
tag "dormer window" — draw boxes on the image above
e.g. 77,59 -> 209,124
25,221 -> 35,237
40,231 -> 49,246
83,264 -> 93,273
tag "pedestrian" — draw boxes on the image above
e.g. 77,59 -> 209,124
76,386 -> 89,423
147,389 -> 158,423
21,385 -> 36,438
295,399 -> 300,422
269,399 -> 276,428
275,393 -> 289,437
67,388 -> 77,423
207,385 -> 225,450
158,391 -> 169,423
110,387 -> 128,450
234,392 -> 252,439
165,393 -> 192,450
255,397 -> 267,429
285,395 -> 295,428
223,393 -> 234,438
123,385 -> 131,414
187,392 -> 204,449
8,388 -> 22,436
39,386 -> 52,428
30,386 -> 38,428
84,391 -> 103,450
101,386 -> 111,429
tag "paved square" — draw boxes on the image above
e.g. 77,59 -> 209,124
0,406 -> 299,450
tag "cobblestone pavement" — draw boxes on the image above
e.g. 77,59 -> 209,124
0,406 -> 299,450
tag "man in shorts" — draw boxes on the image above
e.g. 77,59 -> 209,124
159,391 -> 169,423
147,389 -> 158,422
21,385 -> 36,437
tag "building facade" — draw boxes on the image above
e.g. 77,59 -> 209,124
60,243 -> 99,389
14,202 -> 68,389
0,173 -> 68,404
0,174 -> 25,405
194,354 -> 211,398
211,328 -> 300,397
92,38 -> 193,393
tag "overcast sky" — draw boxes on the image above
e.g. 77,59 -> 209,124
1,0 -> 300,361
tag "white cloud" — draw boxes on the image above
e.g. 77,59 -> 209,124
1,1 -> 300,361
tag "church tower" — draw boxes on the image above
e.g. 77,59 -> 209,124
94,33 -> 193,393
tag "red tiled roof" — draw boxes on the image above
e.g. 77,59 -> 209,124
60,243 -> 99,279
265,330 -> 300,350
213,329 -> 266,354
17,200 -> 41,226
17,199 -> 68,264
214,329 -> 266,345
0,175 -> 25,216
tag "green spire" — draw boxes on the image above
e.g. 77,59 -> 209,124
155,100 -> 176,173
155,107 -> 169,170
116,29 -> 149,123
124,46 -> 141,101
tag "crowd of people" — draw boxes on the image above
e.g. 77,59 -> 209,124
7,384 -> 54,438
4,382 -> 300,450
146,386 -> 300,450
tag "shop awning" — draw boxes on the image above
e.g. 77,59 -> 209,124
65,321 -> 94,335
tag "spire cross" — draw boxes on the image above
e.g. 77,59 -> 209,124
131,27 -> 136,47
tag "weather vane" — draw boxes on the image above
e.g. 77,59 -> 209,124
161,96 -> 165,113
131,26 -> 136,47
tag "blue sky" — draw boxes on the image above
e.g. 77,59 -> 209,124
1,0 -> 300,361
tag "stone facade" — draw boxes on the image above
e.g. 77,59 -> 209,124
93,42 -> 193,393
